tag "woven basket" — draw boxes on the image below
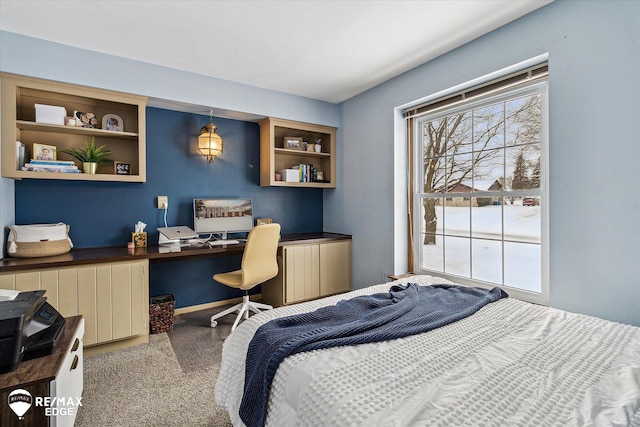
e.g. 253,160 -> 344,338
149,295 -> 175,334
7,224 -> 72,258
9,239 -> 71,258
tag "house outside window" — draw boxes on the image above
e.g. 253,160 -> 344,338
410,70 -> 548,304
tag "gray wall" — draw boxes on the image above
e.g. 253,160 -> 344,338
328,0 -> 640,326
0,32 -> 339,127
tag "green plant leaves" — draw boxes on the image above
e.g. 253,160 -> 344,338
60,137 -> 113,163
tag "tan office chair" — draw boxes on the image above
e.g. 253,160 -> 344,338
210,223 -> 280,331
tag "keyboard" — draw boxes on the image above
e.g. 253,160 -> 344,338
208,239 -> 240,246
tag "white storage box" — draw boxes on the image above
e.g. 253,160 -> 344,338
35,103 -> 67,125
279,169 -> 299,182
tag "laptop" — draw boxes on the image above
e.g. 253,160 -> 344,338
158,226 -> 199,244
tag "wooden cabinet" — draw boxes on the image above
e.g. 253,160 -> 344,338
0,73 -> 147,182
319,241 -> 352,296
0,316 -> 84,427
260,117 -> 336,188
262,239 -> 351,306
0,260 -> 149,349
284,244 -> 321,303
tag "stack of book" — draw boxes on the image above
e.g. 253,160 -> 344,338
292,163 -> 318,182
22,159 -> 80,173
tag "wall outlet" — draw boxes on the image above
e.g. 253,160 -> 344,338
157,196 -> 168,209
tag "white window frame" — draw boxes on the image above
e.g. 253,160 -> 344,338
411,79 -> 549,305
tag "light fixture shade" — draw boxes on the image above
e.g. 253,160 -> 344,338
198,114 -> 223,162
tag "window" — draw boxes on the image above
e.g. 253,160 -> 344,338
409,68 -> 548,304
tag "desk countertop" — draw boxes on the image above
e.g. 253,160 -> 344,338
0,232 -> 351,272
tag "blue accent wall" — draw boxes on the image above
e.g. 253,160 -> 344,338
15,107 -> 324,307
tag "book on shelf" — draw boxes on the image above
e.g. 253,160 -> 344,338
28,159 -> 77,166
292,163 -> 317,182
22,166 -> 80,173
16,141 -> 26,170
23,159 -> 80,173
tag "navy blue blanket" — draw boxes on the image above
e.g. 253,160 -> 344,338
240,283 -> 508,427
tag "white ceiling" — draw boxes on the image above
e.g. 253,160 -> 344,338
0,0 -> 552,104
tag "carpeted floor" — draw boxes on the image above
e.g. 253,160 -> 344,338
76,306 -> 237,426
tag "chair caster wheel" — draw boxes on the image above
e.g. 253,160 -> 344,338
211,321 -> 217,328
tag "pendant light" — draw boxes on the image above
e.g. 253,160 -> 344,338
198,111 -> 223,162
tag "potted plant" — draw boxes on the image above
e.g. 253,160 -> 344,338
60,137 -> 113,174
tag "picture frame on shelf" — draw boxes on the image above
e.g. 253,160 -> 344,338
256,218 -> 273,226
284,137 -> 303,150
74,110 -> 98,128
103,113 -> 124,132
114,161 -> 131,175
33,143 -> 57,160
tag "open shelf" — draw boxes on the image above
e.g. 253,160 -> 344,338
1,73 -> 147,182
260,117 -> 336,188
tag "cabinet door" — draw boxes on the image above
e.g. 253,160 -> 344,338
0,260 -> 148,346
106,261 -> 148,340
284,244 -> 320,304
320,240 -> 352,296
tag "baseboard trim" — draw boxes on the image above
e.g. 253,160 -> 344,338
85,334 -> 150,356
174,294 -> 263,316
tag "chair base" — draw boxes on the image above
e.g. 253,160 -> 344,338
210,294 -> 273,331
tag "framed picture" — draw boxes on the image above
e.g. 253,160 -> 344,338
256,218 -> 273,226
103,114 -> 124,132
32,143 -> 57,161
114,161 -> 131,175
284,137 -> 303,150
74,110 -> 98,128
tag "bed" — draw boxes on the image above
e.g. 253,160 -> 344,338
215,275 -> 640,426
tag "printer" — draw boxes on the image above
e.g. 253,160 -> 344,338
0,289 -> 65,374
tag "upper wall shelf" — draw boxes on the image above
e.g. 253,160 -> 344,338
16,120 -> 140,139
1,73 -> 147,182
260,117 -> 337,188
273,147 -> 331,158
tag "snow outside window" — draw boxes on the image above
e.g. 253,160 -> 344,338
412,81 -> 548,304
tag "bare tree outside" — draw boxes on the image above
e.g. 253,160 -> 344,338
421,94 -> 541,245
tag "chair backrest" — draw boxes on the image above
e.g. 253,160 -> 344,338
239,223 -> 281,289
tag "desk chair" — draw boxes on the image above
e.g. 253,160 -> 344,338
210,223 -> 280,331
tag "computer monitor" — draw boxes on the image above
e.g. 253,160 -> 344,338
193,198 -> 254,238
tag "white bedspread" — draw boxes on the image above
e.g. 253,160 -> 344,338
215,275 -> 640,426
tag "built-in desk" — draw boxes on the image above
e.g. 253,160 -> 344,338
0,232 -> 351,353
0,232 -> 350,271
